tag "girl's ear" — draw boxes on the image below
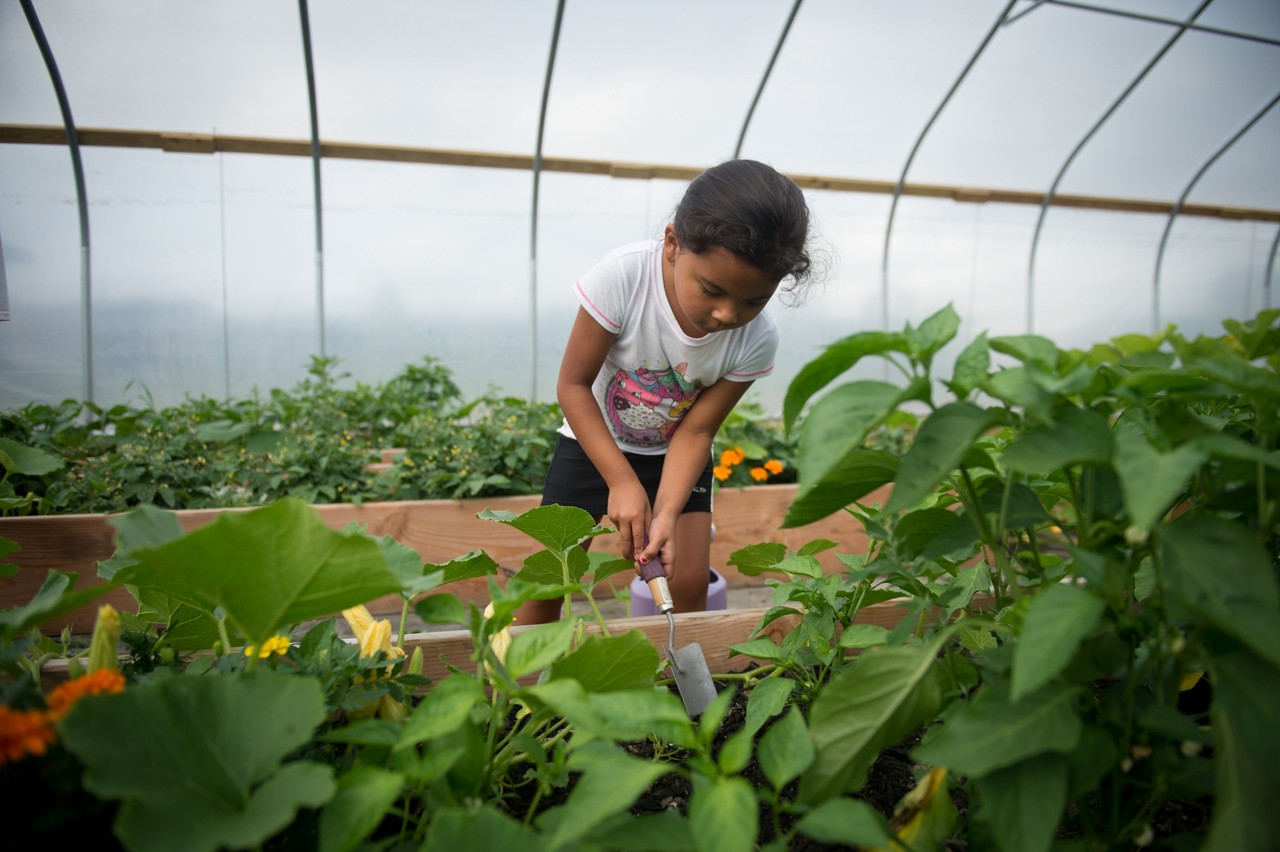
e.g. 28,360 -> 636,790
662,224 -> 680,264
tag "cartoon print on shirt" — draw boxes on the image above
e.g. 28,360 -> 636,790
605,362 -> 700,447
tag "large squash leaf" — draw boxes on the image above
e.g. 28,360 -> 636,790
59,670 -> 335,852
115,498 -> 401,648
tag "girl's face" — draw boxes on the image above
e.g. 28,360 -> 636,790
661,225 -> 779,339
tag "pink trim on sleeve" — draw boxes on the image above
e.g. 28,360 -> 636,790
726,364 -> 774,380
575,280 -> 621,331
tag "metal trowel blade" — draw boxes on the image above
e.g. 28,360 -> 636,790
668,642 -> 717,717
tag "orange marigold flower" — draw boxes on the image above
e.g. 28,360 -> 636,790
749,467 -> 769,482
719,448 -> 745,467
0,706 -> 56,765
45,669 -> 126,722
763,459 -> 784,475
713,465 -> 733,481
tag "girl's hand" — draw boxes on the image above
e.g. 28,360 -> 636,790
638,514 -> 677,580
607,480 -> 651,565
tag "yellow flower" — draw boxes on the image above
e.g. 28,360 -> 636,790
342,605 -> 408,721
763,459 -> 784,475
749,467 -> 769,482
243,635 -> 292,659
45,669 -> 126,722
483,602 -> 514,682
0,706 -> 56,765
713,465 -> 733,482
87,604 -> 121,673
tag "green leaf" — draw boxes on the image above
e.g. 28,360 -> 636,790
946,331 -> 991,398
193,419 -> 252,442
398,674 -> 486,747
517,547 -> 589,586
1204,647 -> 1280,851
374,534 -> 439,598
796,380 -> 918,492
911,683 -> 1081,778
116,499 -> 401,648
744,676 -> 795,736
413,593 -> 467,626
727,542 -> 789,576
982,366 -> 1056,418
906,304 -> 961,367
1158,515 -> 1280,667
839,624 -> 890,649
758,707 -> 813,789
60,671 -> 335,852
884,403 -> 999,514
1002,406 -> 1114,476
0,436 -> 64,475
784,448 -> 898,528
1011,584 -> 1107,702
727,637 -> 786,663
990,334 -> 1060,370
587,552 -> 635,587
973,755 -> 1068,852
783,331 -> 909,433
689,776 -> 757,852
794,797 -> 893,847
318,766 -> 405,852
0,569 -> 121,639
1113,434 -> 1208,532
505,618 -> 577,679
547,741 -> 670,849
428,805 -> 546,851
799,640 -> 946,803
427,549 -> 501,585
548,630 -> 660,692
478,504 -> 607,552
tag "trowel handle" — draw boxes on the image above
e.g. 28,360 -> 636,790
639,556 -> 674,615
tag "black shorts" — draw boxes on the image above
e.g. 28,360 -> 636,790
540,435 -> 714,519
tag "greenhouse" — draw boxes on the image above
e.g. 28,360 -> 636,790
1,1 -> 1278,851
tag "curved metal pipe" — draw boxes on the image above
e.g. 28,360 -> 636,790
21,0 -> 93,403
530,0 -> 567,401
1265,226 -> 1279,312
880,0 -> 1018,332
1026,1 -> 1209,334
1153,88 -> 1280,331
734,0 -> 803,159
298,0 -> 325,357
1033,0 -> 1280,49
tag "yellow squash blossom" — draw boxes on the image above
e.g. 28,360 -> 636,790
87,604 -> 121,673
244,634 -> 292,659
342,604 -> 409,721
482,602 -> 514,683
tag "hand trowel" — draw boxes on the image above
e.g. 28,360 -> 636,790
638,555 -> 717,717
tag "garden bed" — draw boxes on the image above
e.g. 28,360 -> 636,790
0,483 -> 885,634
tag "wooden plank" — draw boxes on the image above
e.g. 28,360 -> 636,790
3,123 -> 1277,223
0,485 -> 876,633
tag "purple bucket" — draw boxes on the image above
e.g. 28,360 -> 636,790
629,568 -> 727,617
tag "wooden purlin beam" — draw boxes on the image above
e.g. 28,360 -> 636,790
3,123 -> 1278,224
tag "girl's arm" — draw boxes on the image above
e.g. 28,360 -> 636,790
640,376 -> 756,578
557,307 -> 652,559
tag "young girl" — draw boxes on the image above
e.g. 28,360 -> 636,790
518,159 -> 815,624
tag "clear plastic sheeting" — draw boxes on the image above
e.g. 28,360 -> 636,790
1,0 -> 1277,413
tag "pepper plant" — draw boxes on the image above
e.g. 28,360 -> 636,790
769,305 -> 1279,849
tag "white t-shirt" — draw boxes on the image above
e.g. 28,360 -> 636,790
558,240 -> 778,455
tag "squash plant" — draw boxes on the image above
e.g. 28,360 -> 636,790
1,500 -> 899,852
769,305 -> 1280,850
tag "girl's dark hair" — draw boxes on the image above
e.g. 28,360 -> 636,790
672,159 -> 814,289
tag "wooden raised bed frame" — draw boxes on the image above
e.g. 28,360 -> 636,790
0,483 -> 888,635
